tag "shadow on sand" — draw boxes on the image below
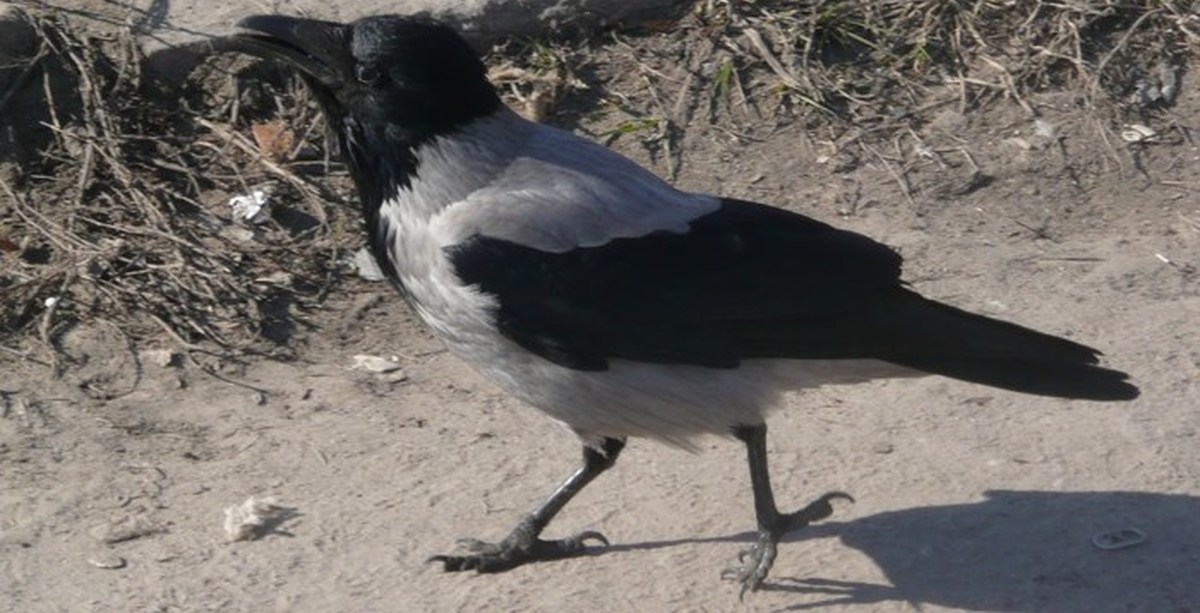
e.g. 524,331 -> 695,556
617,490 -> 1200,611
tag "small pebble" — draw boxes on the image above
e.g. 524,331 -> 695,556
351,247 -> 386,281
1092,528 -> 1147,550
140,348 -> 180,368
222,226 -> 256,242
87,554 -> 127,570
89,517 -> 162,544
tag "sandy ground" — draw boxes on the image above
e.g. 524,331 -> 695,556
3,18 -> 1200,613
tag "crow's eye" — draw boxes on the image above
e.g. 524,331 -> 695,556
355,64 -> 381,85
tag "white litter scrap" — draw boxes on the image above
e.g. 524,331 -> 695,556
229,190 -> 273,224
1121,124 -> 1157,143
223,496 -> 287,542
352,354 -> 403,373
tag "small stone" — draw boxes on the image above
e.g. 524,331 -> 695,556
1092,528 -> 1146,550
351,247 -> 386,281
222,226 -> 256,242
1004,137 -> 1032,151
1033,119 -> 1055,139
87,553 -> 127,570
89,517 -> 163,544
141,348 -> 180,368
871,441 -> 894,454
87,554 -> 126,573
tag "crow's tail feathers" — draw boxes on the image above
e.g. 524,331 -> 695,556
883,290 -> 1139,401
898,355 -> 1139,400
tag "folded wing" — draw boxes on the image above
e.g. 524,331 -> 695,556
449,198 -> 1137,400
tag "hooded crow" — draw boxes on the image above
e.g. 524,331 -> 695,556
227,14 -> 1139,593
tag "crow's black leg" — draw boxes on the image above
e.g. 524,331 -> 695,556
430,436 -> 626,573
722,424 -> 852,596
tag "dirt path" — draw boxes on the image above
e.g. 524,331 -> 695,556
3,9 -> 1199,612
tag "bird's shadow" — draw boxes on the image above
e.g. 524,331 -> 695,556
611,490 -> 1200,611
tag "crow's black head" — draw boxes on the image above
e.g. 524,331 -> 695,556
231,14 -> 501,145
229,15 -> 503,225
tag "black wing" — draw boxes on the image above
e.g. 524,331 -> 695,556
448,198 -> 1137,400
448,198 -> 905,368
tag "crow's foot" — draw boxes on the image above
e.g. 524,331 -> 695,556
722,491 -> 854,597
429,516 -> 608,573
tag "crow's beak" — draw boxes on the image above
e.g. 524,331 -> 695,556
229,15 -> 349,88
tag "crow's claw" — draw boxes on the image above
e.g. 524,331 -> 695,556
430,525 -> 608,573
721,532 -> 777,599
723,491 -> 854,598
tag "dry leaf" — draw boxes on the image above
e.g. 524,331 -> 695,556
0,228 -> 19,254
250,121 -> 296,161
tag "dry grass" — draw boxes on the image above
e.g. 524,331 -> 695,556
692,0 -> 1196,121
1,11 -> 356,366
487,38 -> 591,122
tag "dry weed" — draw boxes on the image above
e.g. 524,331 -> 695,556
0,11 -> 356,365
692,0 -> 1196,120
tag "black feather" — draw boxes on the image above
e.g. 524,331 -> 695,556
450,198 -> 1138,401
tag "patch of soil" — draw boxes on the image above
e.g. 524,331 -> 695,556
2,3 -> 1198,612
